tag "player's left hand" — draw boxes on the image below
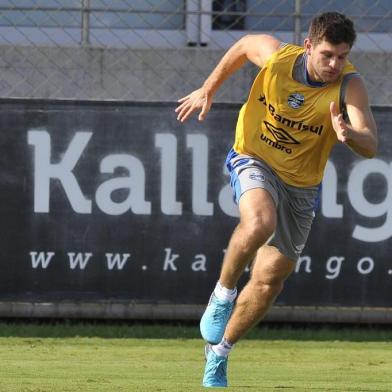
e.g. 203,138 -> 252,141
330,101 -> 351,143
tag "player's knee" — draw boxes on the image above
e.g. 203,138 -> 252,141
261,281 -> 284,299
241,215 -> 275,246
250,276 -> 284,298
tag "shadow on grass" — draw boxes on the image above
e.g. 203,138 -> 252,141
0,319 -> 391,341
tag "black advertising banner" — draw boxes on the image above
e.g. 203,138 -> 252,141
0,100 -> 391,308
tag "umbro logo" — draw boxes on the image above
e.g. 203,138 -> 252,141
260,121 -> 300,154
264,121 -> 300,144
294,243 -> 305,255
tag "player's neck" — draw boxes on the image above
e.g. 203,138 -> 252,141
304,54 -> 325,87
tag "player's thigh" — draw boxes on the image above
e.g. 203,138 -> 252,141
238,188 -> 277,230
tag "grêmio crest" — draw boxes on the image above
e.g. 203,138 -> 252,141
288,92 -> 305,109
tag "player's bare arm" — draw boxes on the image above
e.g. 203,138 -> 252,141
175,34 -> 281,123
330,76 -> 377,158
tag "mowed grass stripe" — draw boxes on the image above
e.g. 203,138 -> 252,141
0,322 -> 392,341
0,335 -> 391,391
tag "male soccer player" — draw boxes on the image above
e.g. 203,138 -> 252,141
175,12 -> 377,387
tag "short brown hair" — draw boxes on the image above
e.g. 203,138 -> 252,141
308,12 -> 356,48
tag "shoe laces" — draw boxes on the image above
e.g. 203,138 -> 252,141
209,357 -> 227,378
211,299 -> 232,324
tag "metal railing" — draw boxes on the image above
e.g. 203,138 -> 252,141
0,0 -> 390,104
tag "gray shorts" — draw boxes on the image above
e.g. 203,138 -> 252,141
226,148 -> 320,261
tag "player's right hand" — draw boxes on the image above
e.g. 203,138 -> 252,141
175,87 -> 212,123
330,101 -> 351,144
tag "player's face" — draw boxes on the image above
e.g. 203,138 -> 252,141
304,38 -> 351,83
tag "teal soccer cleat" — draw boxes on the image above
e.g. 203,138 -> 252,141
200,293 -> 234,344
203,344 -> 228,387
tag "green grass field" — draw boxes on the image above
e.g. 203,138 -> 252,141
0,322 -> 391,391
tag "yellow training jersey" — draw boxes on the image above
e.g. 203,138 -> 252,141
233,44 -> 357,187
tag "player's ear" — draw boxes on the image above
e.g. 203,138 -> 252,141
304,38 -> 312,55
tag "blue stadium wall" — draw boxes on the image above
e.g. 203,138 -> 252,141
1,99 -> 391,323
